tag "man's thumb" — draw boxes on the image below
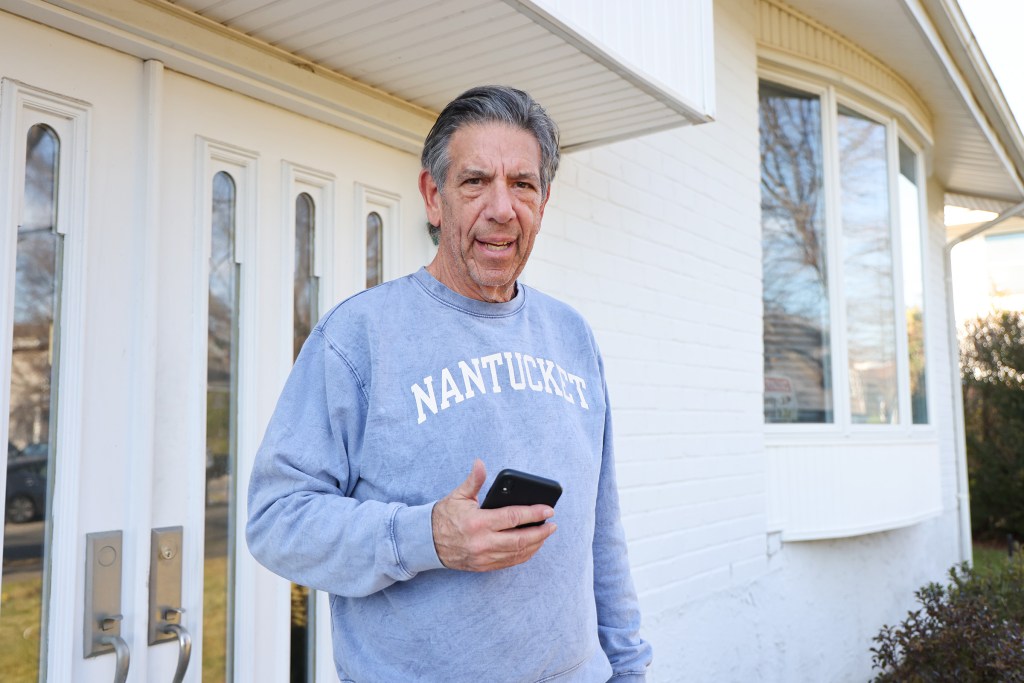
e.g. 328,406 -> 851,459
454,458 -> 486,501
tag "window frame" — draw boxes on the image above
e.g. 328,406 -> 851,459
0,78 -> 90,681
191,136 -> 260,680
759,68 -> 935,437
281,161 -> 334,341
354,183 -> 400,290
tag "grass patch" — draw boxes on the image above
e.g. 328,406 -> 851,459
973,541 -> 1015,578
0,570 -> 43,681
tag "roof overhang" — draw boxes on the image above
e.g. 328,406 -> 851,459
2,0 -> 713,153
782,0 -> 1024,205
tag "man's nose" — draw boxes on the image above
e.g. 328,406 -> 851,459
483,183 -> 515,224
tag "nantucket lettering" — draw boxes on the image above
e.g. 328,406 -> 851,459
411,351 -> 590,424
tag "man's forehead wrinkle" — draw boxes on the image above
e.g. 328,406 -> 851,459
509,170 -> 541,182
457,167 -> 492,181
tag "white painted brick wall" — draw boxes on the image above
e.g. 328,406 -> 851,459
524,0 -> 767,619
523,0 -> 966,679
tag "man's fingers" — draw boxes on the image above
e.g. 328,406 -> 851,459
474,522 -> 557,570
451,458 -> 486,502
493,504 -> 555,531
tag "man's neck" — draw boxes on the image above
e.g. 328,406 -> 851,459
425,261 -> 516,303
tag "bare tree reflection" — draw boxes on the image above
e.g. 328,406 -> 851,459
837,107 -> 898,424
9,125 -> 58,465
294,193 -> 316,361
291,194 -> 319,682
207,172 -> 236,491
759,82 -> 832,422
366,211 -> 382,289
205,171 -> 237,680
4,124 -> 61,681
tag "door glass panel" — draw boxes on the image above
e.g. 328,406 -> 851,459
3,124 -> 62,682
293,193 -> 317,362
366,211 -> 383,289
206,170 -> 238,681
758,81 -> 833,423
837,105 -> 898,424
291,192 -> 318,683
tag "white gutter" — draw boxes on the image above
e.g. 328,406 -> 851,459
944,199 -> 1024,564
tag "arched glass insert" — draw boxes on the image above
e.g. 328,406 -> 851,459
365,211 -> 383,289
293,193 -> 317,361
206,170 -> 238,680
291,192 -> 319,682
3,123 -> 62,681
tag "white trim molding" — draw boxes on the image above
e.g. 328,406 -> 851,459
354,183 -> 401,289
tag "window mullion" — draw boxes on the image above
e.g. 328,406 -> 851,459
822,85 -> 850,432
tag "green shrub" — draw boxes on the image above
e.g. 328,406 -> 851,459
870,555 -> 1024,682
960,311 -> 1024,541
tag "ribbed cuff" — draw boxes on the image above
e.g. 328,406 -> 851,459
392,502 -> 445,576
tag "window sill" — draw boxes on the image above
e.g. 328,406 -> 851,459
766,435 -> 943,541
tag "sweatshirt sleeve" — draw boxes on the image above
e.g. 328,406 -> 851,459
593,363 -> 653,681
246,329 -> 444,598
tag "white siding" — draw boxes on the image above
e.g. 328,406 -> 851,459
534,0 -> 715,114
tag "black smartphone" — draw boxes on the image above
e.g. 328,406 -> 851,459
480,469 -> 562,527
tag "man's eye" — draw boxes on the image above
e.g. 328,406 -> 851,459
465,178 -> 482,186
514,181 -> 535,190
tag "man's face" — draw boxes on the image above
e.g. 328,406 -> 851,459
420,122 -> 550,303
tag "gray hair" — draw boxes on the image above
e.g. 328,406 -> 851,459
421,85 -> 560,198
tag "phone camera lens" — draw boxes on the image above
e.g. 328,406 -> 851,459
500,479 -> 513,495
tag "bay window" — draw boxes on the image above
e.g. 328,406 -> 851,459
760,78 -> 929,428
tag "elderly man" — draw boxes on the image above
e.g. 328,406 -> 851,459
247,85 -> 652,682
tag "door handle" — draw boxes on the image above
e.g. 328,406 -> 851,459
84,531 -> 131,682
97,630 -> 131,683
150,527 -> 192,682
162,611 -> 192,683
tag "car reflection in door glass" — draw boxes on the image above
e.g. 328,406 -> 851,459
6,446 -> 48,524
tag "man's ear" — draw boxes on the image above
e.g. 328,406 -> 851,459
419,168 -> 443,228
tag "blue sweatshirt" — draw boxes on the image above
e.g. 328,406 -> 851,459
246,268 -> 652,682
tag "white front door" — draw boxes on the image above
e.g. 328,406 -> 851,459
0,10 -> 424,681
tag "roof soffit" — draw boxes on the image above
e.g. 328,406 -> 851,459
17,0 -> 713,152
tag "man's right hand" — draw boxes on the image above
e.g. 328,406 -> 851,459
431,459 -> 557,572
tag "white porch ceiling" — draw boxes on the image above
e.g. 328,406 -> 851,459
167,0 -> 711,150
784,0 -> 1024,204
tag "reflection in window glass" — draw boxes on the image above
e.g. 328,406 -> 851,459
899,141 -> 928,424
293,193 -> 318,362
206,170 -> 238,681
366,211 -> 383,289
291,192 -> 318,683
4,124 -> 62,681
838,106 -> 898,424
759,81 -> 833,423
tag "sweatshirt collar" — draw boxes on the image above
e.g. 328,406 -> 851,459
412,267 -> 526,317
